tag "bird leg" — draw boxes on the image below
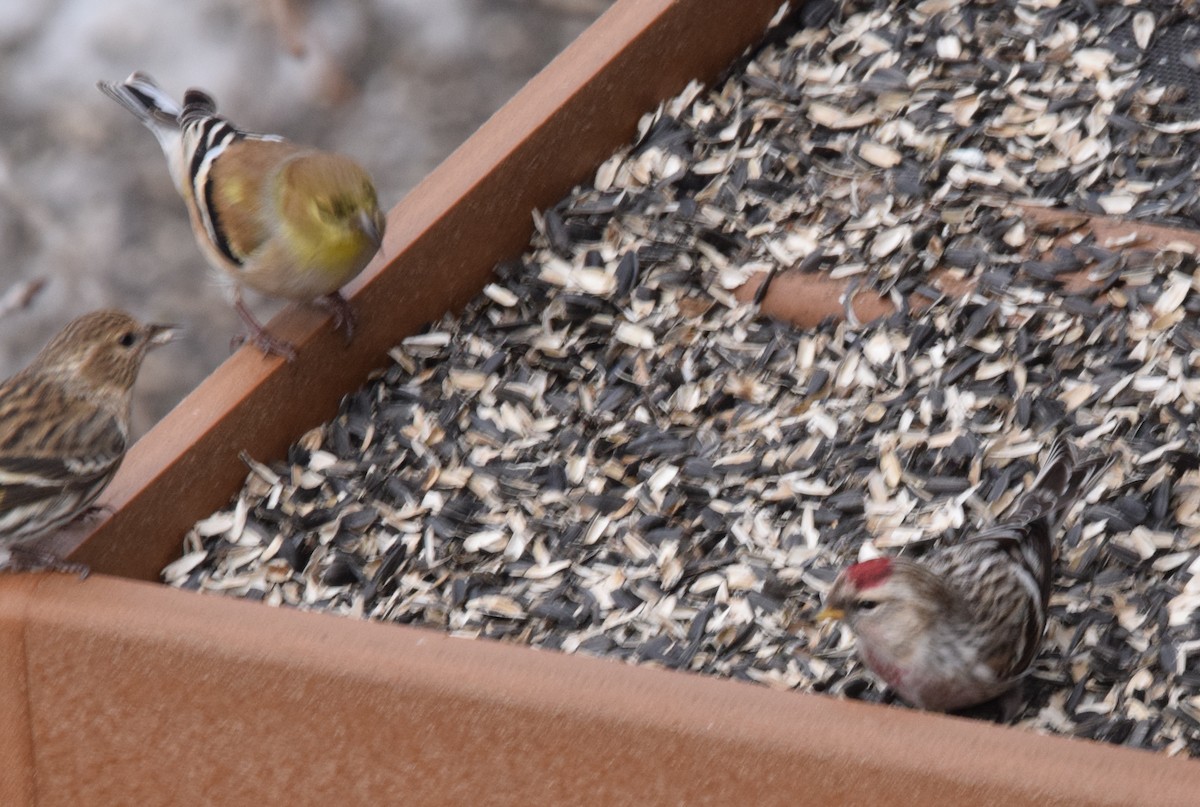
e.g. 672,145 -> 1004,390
950,684 -> 1028,724
4,544 -> 90,579
81,503 -> 115,522
314,292 -> 356,345
232,294 -> 298,361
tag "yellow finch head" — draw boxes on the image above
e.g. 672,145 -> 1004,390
277,153 -> 386,279
31,311 -> 178,408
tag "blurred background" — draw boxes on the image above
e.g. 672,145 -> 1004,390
0,0 -> 612,434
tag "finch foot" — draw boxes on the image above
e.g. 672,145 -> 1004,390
315,293 -> 356,345
231,331 -> 299,362
81,503 -> 115,523
232,299 -> 298,361
4,545 -> 90,579
951,686 -> 1027,724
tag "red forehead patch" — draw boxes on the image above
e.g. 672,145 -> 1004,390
845,557 -> 892,590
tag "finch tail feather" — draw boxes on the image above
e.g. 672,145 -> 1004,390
1015,438 -> 1111,530
97,72 -> 186,188
97,71 -> 182,128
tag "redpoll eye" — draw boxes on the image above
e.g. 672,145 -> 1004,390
856,599 -> 879,611
118,332 -> 137,348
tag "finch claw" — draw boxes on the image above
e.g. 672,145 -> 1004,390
81,504 -> 115,523
251,332 -> 298,362
315,293 -> 356,345
232,299 -> 299,361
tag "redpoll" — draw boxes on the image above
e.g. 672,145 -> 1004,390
819,439 -> 1107,712
0,310 -> 176,573
98,72 -> 386,361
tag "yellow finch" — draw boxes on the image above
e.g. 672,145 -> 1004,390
98,72 -> 386,360
0,310 -> 176,573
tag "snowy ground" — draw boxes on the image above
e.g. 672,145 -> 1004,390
0,0 -> 611,435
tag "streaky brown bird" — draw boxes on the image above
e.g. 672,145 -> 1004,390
0,310 -> 176,573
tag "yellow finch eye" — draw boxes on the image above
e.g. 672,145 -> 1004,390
315,198 -> 353,222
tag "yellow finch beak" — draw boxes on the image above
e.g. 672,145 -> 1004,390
817,606 -> 844,621
358,209 -> 384,250
148,323 -> 181,347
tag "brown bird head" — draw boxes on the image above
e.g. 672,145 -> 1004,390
31,310 -> 177,410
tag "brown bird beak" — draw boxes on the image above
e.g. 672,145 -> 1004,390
816,606 -> 844,621
147,323 -> 181,347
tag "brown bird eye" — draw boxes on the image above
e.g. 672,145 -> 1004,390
118,331 -> 137,347
857,600 -> 879,611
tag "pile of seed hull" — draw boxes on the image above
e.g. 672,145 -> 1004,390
166,0 -> 1200,754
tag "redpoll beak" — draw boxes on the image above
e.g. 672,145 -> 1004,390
816,606 -> 844,621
